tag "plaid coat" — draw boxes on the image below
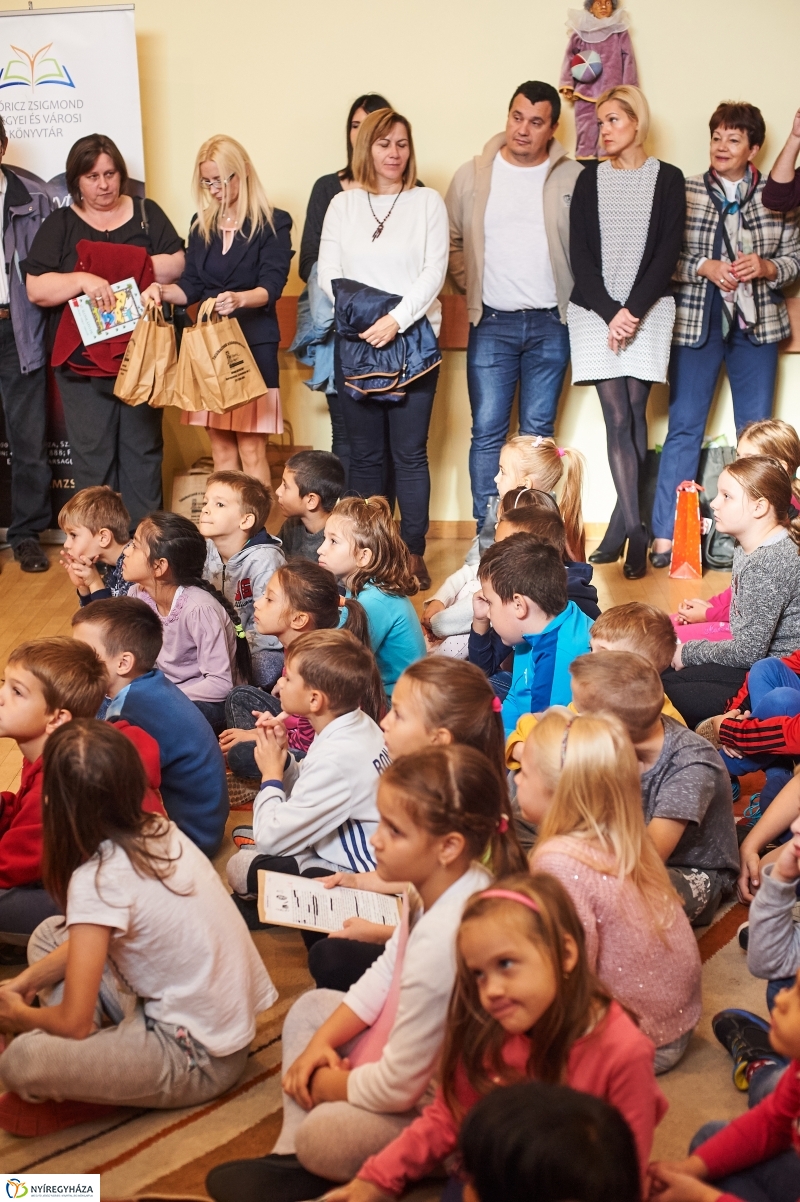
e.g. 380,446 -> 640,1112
672,173 -> 800,346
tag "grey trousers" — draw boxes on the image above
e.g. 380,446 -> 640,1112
273,988 -> 420,1183
668,866 -> 734,927
0,917 -> 249,1108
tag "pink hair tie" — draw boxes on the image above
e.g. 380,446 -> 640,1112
497,814 -> 509,833
556,447 -> 566,458
480,888 -> 539,913
491,696 -> 502,713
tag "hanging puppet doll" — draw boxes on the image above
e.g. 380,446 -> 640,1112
559,0 -> 639,160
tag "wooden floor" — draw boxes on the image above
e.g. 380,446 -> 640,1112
0,536 -> 729,793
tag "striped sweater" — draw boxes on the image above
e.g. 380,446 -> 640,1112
720,648 -> 800,756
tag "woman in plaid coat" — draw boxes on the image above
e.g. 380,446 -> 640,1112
650,101 -> 800,567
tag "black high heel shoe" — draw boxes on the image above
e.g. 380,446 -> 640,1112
649,545 -> 672,569
623,526 -> 648,580
588,543 -> 625,565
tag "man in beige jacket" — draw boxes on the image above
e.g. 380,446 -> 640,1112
446,80 -> 582,526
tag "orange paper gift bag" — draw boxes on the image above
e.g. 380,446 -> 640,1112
669,480 -> 703,580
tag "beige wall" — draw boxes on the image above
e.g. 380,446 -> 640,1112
4,0 -> 800,521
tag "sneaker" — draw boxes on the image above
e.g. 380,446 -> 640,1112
207,1153 -> 335,1202
731,778 -> 741,803
695,717 -> 722,749
226,773 -> 258,810
232,825 -> 255,849
737,922 -> 749,951
12,538 -> 49,573
712,1008 -> 776,1090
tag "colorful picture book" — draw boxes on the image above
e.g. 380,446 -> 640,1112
70,277 -> 143,346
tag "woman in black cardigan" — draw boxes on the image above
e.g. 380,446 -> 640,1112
144,135 -> 292,485
568,85 -> 685,578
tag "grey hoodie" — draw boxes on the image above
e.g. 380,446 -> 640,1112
748,863 -> 800,982
203,531 -> 285,653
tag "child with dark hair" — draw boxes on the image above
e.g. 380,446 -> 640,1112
0,720 -> 276,1137
200,470 -> 285,689
276,450 -> 346,561
123,512 -> 249,733
470,533 -> 593,735
459,1081 -> 641,1202
58,486 -> 132,605
72,598 -> 229,857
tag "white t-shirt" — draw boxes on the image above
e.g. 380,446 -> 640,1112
317,187 -> 449,335
482,153 -> 557,312
66,823 -> 277,1057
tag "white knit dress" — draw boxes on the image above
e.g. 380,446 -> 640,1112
568,157 -> 676,384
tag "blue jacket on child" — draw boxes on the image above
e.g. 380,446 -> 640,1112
501,601 -> 594,737
103,669 -> 228,857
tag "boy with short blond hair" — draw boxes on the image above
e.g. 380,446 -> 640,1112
58,485 -> 131,605
275,450 -> 345,561
0,637 -> 162,947
570,650 -> 739,926
200,470 -> 285,688
589,602 -> 678,674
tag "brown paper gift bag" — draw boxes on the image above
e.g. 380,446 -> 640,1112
172,297 -> 268,414
114,301 -> 177,406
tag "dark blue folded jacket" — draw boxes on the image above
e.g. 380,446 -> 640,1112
102,669 -> 228,857
332,278 -> 441,401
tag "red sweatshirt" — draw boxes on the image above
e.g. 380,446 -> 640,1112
695,1060 -> 800,1201
357,1001 -> 667,1196
0,721 -> 164,891
720,649 -> 800,755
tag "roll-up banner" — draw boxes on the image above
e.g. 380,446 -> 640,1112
0,4 -> 144,537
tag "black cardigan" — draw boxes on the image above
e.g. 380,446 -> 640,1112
569,159 -> 686,323
299,172 -> 344,283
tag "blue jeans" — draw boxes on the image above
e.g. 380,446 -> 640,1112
721,659 -> 800,811
467,307 -> 570,522
651,292 -> 779,540
690,1120 -> 800,1201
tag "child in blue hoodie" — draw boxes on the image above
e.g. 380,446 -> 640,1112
72,598 -> 229,857
470,534 -> 593,737
200,471 -> 285,689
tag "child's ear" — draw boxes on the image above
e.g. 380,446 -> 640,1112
562,932 -> 580,976
151,556 -> 170,580
303,491 -> 322,513
118,652 -> 137,677
355,546 -> 374,569
97,528 -> 113,549
290,610 -> 312,632
429,727 -> 454,748
438,830 -> 466,867
307,687 -> 328,715
240,512 -> 256,532
45,707 -> 73,735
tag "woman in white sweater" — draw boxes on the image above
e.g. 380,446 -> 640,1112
317,107 -> 448,588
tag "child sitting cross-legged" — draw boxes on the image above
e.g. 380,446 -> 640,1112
505,600 -> 685,769
0,720 -> 276,1137
571,651 -> 739,927
58,486 -> 132,605
0,637 -> 165,952
322,873 -> 666,1202
318,496 -> 425,698
200,470 -> 285,689
276,449 -> 346,561
206,745 -> 525,1202
219,560 -> 373,781
470,533 -> 593,736
225,629 -> 389,919
124,511 -> 251,734
71,597 -> 229,858
522,709 -> 702,1073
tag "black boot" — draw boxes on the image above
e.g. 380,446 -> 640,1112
207,1153 -> 336,1202
623,524 -> 648,580
588,502 -> 626,564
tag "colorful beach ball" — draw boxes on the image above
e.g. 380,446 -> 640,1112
570,50 -> 603,83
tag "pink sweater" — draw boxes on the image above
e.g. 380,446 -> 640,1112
358,1001 -> 666,1196
534,838 -> 702,1047
705,587 -> 731,623
130,585 -> 236,703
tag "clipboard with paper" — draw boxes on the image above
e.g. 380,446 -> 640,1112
257,870 -> 402,933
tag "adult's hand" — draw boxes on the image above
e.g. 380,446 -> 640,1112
607,307 -> 639,353
359,314 -> 400,348
215,291 -> 242,316
731,253 -> 778,283
80,273 -> 116,312
697,259 -> 739,291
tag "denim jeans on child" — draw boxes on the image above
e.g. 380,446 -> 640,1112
466,306 -> 570,523
721,658 -> 800,811
689,1119 -> 800,1201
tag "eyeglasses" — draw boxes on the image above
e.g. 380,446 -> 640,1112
199,172 -> 236,191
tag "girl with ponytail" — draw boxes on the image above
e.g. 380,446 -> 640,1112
123,511 -> 248,733
220,559 -> 377,779
667,456 -> 800,727
208,745 -> 526,1200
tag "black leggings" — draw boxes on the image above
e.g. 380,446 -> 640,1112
595,376 -> 652,549
661,665 -> 748,730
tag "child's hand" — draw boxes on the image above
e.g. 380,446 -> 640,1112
671,644 -> 684,671
773,817 -> 800,884
253,724 -> 288,782
253,709 -> 287,731
322,871 -> 361,891
421,599 -> 445,633
646,1159 -> 719,1201
282,1041 -> 344,1110
329,917 -> 395,945
316,1179 -> 391,1202
676,598 -> 711,625
218,727 -> 258,753
737,842 -> 763,902
472,590 -> 491,634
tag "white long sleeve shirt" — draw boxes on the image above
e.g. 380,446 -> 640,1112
252,708 -> 390,873
345,863 -> 490,1113
317,187 -> 449,336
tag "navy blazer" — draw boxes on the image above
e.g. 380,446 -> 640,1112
178,209 -> 293,346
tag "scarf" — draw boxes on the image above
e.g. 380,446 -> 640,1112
703,165 -> 760,340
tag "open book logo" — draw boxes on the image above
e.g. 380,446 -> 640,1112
0,44 -> 75,90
